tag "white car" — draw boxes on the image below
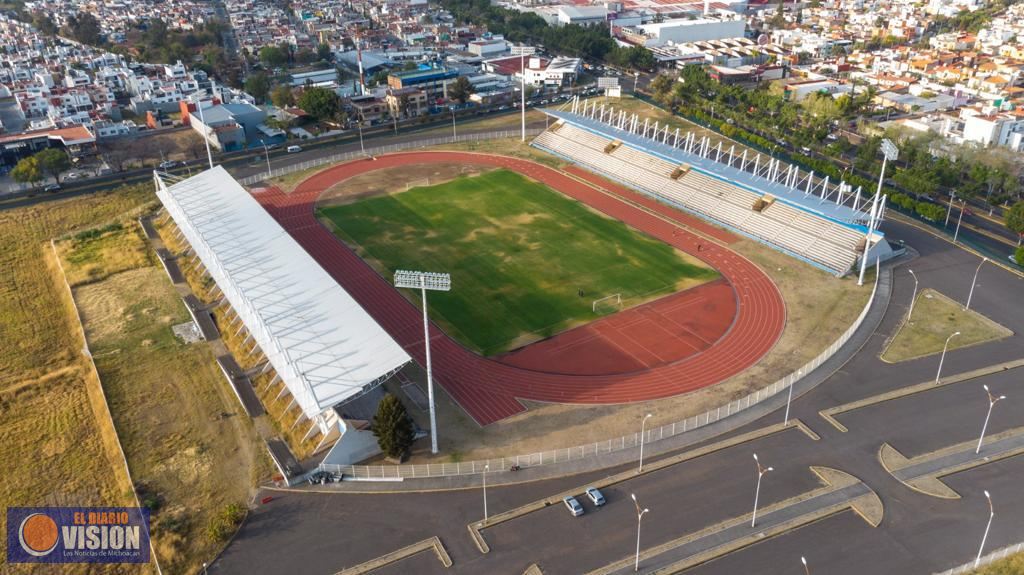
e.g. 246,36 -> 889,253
287,145 -> 302,153
563,496 -> 584,517
585,487 -> 606,506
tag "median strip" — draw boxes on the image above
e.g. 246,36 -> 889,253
333,536 -> 451,574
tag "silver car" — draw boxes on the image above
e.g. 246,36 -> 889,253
585,487 -> 605,506
563,496 -> 584,517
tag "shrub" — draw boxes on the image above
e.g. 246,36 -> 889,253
372,393 -> 415,459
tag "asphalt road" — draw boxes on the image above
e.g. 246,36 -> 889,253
210,219 -> 1024,575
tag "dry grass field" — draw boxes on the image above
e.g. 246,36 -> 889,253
0,185 -> 153,573
56,222 -> 267,574
882,288 -> 1012,362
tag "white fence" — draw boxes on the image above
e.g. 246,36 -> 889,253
320,262 -> 884,480
237,129 -> 543,186
934,542 -> 1024,574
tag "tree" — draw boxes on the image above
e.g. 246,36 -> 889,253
317,43 -> 333,62
371,394 -> 415,459
271,84 -> 295,108
447,76 -> 475,104
10,156 -> 42,187
1006,202 -> 1024,245
770,0 -> 786,28
244,72 -> 271,103
297,86 -> 342,121
67,13 -> 102,45
259,45 -> 288,69
35,148 -> 71,183
294,48 -> 317,65
33,14 -> 56,35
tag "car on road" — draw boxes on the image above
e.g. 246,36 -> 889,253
563,496 -> 584,517
43,183 -> 61,192
159,160 -> 178,170
287,145 -> 302,153
64,171 -> 84,180
584,487 -> 605,506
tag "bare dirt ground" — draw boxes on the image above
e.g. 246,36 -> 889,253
317,162 -> 494,207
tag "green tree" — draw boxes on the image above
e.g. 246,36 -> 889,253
271,84 -> 295,108
447,76 -> 475,104
259,45 -> 288,69
33,13 -> 56,35
317,43 -> 333,62
35,148 -> 71,183
771,0 -> 786,28
297,86 -> 342,121
10,156 -> 43,187
244,72 -> 271,103
294,48 -> 317,65
371,394 -> 415,459
1006,202 -> 1024,245
67,13 -> 102,45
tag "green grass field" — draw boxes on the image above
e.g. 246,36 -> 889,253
318,169 -> 717,355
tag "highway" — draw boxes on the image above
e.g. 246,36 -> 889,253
212,219 -> 1024,575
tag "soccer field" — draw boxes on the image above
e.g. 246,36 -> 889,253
318,169 -> 718,356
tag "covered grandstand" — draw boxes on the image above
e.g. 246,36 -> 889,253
154,166 -> 411,460
534,99 -> 893,276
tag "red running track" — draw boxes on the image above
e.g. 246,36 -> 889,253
254,152 -> 786,426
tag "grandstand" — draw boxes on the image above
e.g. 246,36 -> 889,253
533,99 -> 893,276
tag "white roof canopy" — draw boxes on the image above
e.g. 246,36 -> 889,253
155,166 -> 411,420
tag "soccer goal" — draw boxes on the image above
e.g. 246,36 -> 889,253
592,293 -> 622,313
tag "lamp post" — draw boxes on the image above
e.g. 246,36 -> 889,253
935,331 -> 960,385
394,270 -> 452,454
483,464 -> 489,521
945,190 -> 956,227
196,101 -> 215,169
520,49 -> 526,142
964,257 -> 988,312
638,413 -> 652,473
859,138 -> 898,286
260,140 -> 272,177
907,269 -> 919,323
751,453 -> 773,528
954,200 -> 966,244
976,385 -> 1006,454
975,491 -> 994,568
631,493 -> 649,573
784,369 -> 800,425
450,108 -> 457,140
801,556 -> 809,575
357,120 -> 366,156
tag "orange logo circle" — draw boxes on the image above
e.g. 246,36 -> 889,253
19,513 -> 59,557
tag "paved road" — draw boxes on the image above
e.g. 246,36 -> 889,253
210,218 -> 1024,575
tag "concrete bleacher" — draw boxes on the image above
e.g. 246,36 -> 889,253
534,123 -> 864,275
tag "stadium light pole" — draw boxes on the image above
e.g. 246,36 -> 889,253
935,331 -> 960,385
965,257 -> 988,312
631,493 -> 649,573
976,491 -> 994,568
907,269 -> 919,323
976,385 -> 1006,454
859,138 -> 897,286
751,453 -> 773,528
394,270 -> 452,454
638,413 -> 652,473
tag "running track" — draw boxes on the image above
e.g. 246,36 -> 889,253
254,152 -> 786,426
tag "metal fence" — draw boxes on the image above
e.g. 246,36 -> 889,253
320,262 -> 883,480
933,542 -> 1024,575
237,129 -> 543,186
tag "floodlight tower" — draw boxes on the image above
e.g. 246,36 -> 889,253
394,270 -> 451,454
859,138 -> 898,286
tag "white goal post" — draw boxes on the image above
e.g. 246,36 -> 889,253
592,293 -> 622,312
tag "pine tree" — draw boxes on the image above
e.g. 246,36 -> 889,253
372,393 -> 415,459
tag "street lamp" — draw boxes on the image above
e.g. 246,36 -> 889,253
907,269 -> 919,323
631,493 -> 649,573
859,138 -> 898,286
203,562 -> 208,575
783,369 -> 800,426
944,190 -> 956,227
394,270 -> 452,454
450,108 -> 457,140
260,140 -> 272,177
935,331 -> 960,385
964,257 -> 988,312
483,464 -> 489,521
976,385 -> 1006,454
953,199 -> 966,244
638,413 -> 653,473
357,120 -> 366,156
975,490 -> 994,567
801,556 -> 809,575
751,453 -> 773,528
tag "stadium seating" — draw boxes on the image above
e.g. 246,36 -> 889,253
533,124 -> 865,275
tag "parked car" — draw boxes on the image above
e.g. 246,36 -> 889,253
585,487 -> 606,507
44,183 -> 61,192
64,171 -> 84,180
158,160 -> 178,170
287,145 -> 302,153
564,496 -> 584,517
